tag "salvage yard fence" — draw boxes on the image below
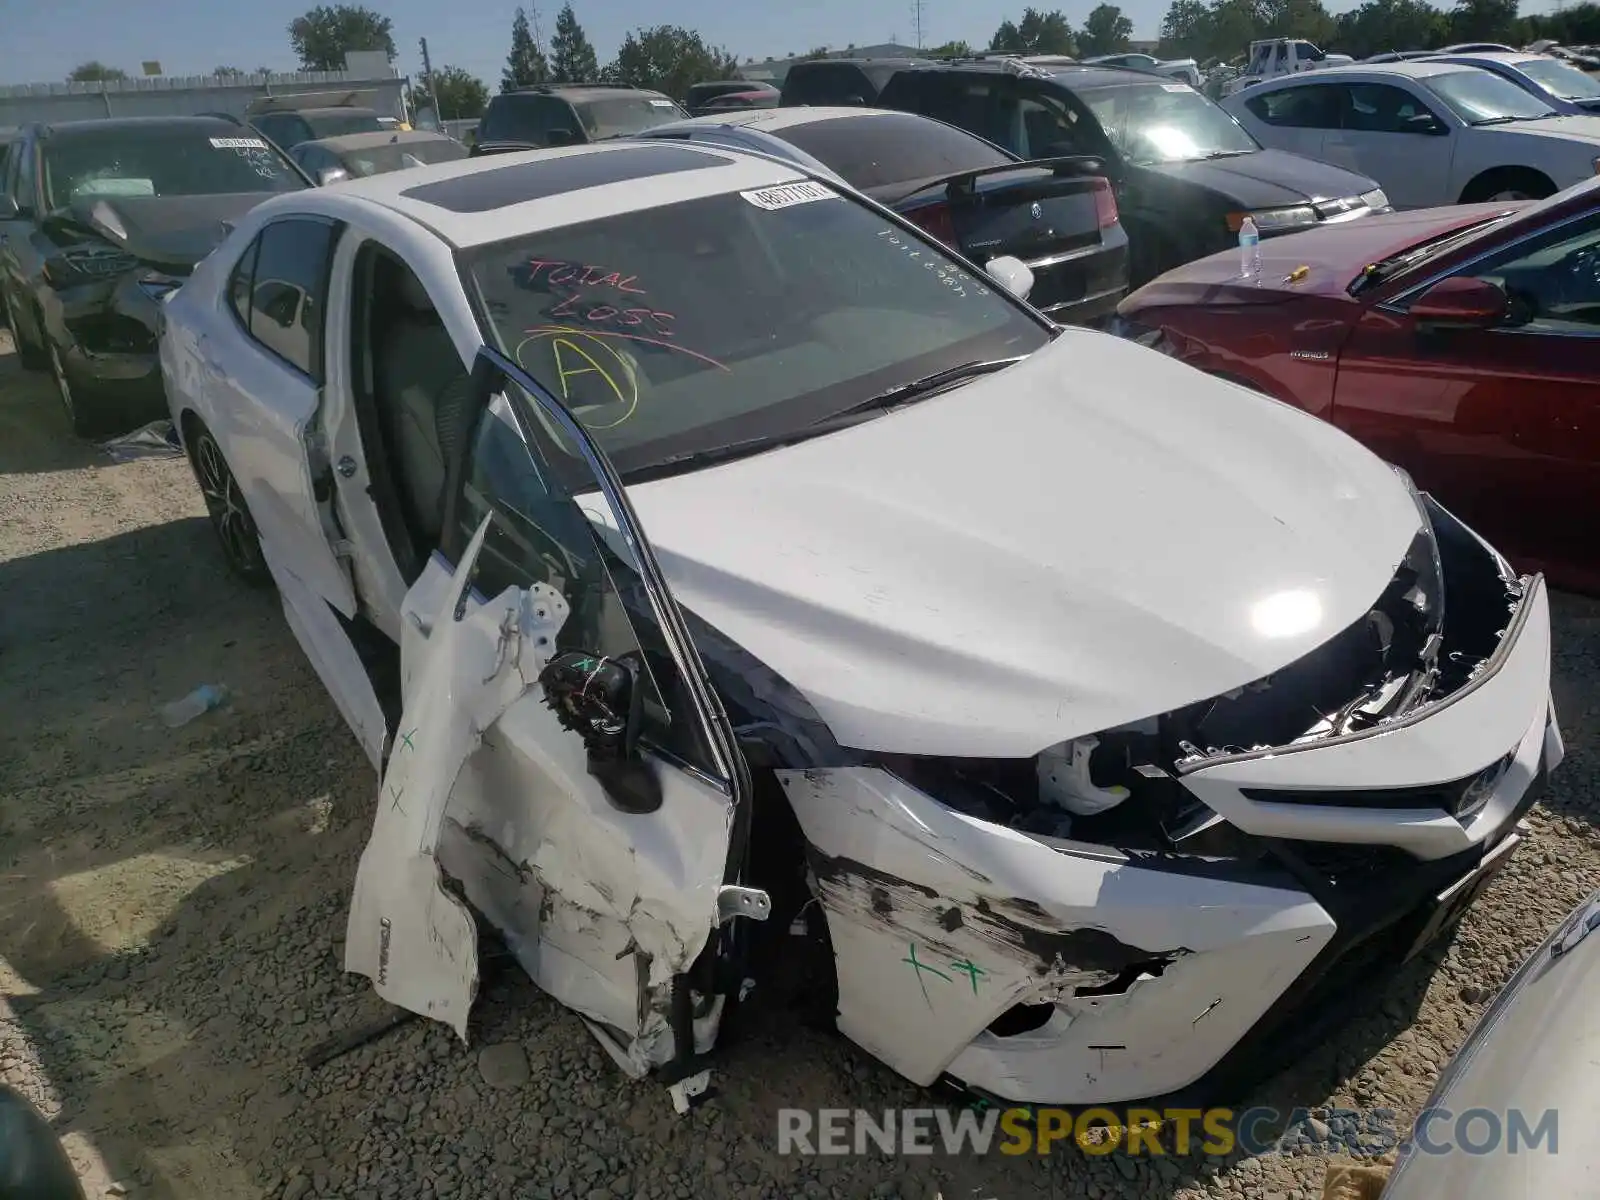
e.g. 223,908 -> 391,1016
0,70 -> 410,127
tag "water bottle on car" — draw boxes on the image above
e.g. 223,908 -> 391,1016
1238,216 -> 1261,281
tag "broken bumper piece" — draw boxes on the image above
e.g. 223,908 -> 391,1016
776,564 -> 1555,1106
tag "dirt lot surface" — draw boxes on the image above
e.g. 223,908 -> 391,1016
2,327 -> 1598,1200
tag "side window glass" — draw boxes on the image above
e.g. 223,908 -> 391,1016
14,142 -> 36,214
247,218 -> 337,379
1249,84 -> 1340,129
449,391 -> 717,775
1345,83 -> 1436,133
228,235 -> 260,328
1472,217 -> 1600,333
1018,91 -> 1083,157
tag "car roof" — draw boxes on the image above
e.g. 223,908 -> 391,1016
1423,51 -> 1542,66
500,85 -> 671,103
302,130 -> 457,154
894,59 -> 1172,89
659,106 -> 903,133
1244,60 -> 1475,86
33,114 -> 254,138
270,139 -> 806,249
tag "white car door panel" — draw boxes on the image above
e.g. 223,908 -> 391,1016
344,354 -> 766,1094
212,216 -> 360,617
1321,83 -> 1456,208
259,532 -> 388,770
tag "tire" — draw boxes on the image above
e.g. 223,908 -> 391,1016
3,291 -> 47,371
45,336 -> 113,439
1459,168 -> 1557,204
188,420 -> 272,588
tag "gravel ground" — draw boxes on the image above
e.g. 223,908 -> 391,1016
2,326 -> 1598,1200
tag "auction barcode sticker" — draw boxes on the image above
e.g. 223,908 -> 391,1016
740,181 -> 837,211
210,137 -> 268,149
1161,83 -> 1192,92
648,99 -> 675,107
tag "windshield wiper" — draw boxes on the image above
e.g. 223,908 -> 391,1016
1200,149 -> 1256,159
809,358 -> 1023,427
1470,115 -> 1525,125
621,359 -> 1022,485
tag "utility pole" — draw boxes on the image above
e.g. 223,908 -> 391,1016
911,0 -> 926,49
418,36 -> 440,120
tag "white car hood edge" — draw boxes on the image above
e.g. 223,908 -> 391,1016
623,331 -> 1423,759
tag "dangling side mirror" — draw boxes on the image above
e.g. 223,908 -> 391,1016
986,254 -> 1036,300
539,650 -> 663,814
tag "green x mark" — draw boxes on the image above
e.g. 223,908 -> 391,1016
950,959 -> 987,995
398,728 -> 417,754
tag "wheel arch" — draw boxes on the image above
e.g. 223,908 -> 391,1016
1458,165 -> 1556,204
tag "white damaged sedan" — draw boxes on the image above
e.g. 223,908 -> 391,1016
158,139 -> 1562,1111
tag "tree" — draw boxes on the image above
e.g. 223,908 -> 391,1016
288,5 -> 396,71
502,7 -> 550,91
1079,4 -> 1135,53
1334,0 -> 1447,56
606,26 -> 740,99
1158,0 -> 1214,56
550,3 -> 601,83
1260,0 -> 1337,45
929,39 -> 976,56
415,65 -> 490,119
1448,0 -> 1518,42
213,65 -> 245,77
989,8 -> 1077,55
68,61 -> 127,82
799,46 -> 832,60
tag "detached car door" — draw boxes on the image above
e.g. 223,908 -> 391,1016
344,346 -> 764,1100
1333,208 -> 1600,590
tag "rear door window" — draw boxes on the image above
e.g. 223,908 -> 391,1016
1247,83 -> 1342,128
483,94 -> 578,142
776,113 -> 1012,190
784,63 -> 876,106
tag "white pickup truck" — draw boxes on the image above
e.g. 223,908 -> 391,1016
1221,38 -> 1354,96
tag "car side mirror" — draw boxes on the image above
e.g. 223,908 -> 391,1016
1405,113 -> 1447,135
986,254 -> 1035,300
0,195 -> 17,220
546,128 -> 581,147
1410,276 -> 1507,329
316,166 -> 349,185
539,649 -> 663,815
0,1083 -> 88,1200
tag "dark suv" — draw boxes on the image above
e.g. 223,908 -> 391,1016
473,84 -> 688,154
784,57 -> 1389,285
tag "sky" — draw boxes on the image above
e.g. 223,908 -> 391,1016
2,0 -> 1567,91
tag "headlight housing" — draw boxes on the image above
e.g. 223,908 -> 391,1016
1359,187 -> 1390,211
1227,205 -> 1317,234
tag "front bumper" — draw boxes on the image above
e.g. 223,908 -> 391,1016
48,272 -> 172,430
779,526 -> 1557,1107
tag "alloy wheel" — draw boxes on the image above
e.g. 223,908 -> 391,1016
1487,188 -> 1534,201
194,431 -> 269,583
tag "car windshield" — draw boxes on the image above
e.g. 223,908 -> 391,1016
1423,69 -> 1556,122
41,126 -> 306,207
1517,56 -> 1600,100
1077,80 -> 1258,163
339,138 -> 468,176
576,97 -> 686,139
777,113 -> 1013,189
305,112 -> 386,137
463,185 -> 1047,479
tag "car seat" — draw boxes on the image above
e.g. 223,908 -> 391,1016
374,271 -> 466,545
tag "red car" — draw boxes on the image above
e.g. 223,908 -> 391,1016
1113,177 -> 1600,594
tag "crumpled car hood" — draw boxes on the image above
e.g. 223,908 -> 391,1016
625,330 -> 1422,758
65,193 -> 273,271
